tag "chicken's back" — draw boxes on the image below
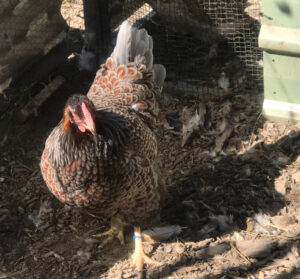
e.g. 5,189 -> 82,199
87,21 -> 166,125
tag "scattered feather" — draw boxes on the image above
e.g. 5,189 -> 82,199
181,103 -> 206,147
274,152 -> 291,166
73,250 -> 91,265
182,110 -> 201,134
0,76 -> 12,94
43,251 -> 64,261
210,214 -> 233,232
219,101 -> 232,116
207,43 -> 218,59
232,232 -> 244,241
253,213 -> 275,234
253,213 -> 270,227
28,200 -> 53,228
236,238 -> 276,258
199,223 -> 218,235
28,214 -> 43,228
257,59 -> 263,67
142,225 -> 184,242
163,121 -> 174,130
218,119 -> 228,134
153,64 -> 166,86
214,120 -> 233,153
38,200 -> 53,217
218,72 -> 230,90
76,47 -> 96,71
243,165 -> 251,177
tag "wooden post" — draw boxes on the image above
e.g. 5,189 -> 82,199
83,0 -> 111,59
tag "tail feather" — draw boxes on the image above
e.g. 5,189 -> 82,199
113,20 -> 166,86
113,21 -> 153,69
144,50 -> 153,69
134,41 -> 145,62
113,21 -> 132,66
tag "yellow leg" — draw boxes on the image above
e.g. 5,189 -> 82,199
93,216 -> 125,247
132,226 -> 160,272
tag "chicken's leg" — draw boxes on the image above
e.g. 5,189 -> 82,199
93,216 -> 125,247
132,226 -> 160,272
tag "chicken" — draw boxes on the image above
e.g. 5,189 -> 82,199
40,21 -> 167,273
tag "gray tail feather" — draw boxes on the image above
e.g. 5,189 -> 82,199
113,21 -> 153,68
113,20 -> 166,85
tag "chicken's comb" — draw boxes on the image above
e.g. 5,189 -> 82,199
81,102 -> 93,124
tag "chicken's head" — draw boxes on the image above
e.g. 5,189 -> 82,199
63,94 -> 96,136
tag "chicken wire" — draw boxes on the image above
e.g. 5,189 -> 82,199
108,0 -> 263,95
0,0 -> 84,119
0,0 -> 67,85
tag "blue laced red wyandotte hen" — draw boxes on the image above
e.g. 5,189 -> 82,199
40,21 -> 173,274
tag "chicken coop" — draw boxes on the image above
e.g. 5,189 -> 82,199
3,2 -> 300,278
1,0 -> 300,128
88,0 -> 264,95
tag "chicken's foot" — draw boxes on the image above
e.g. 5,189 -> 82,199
93,216 -> 125,247
132,226 -> 160,273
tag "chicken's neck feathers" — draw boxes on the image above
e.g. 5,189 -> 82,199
47,122 -> 94,168
47,110 -> 128,169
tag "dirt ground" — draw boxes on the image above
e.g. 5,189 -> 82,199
1,65 -> 300,279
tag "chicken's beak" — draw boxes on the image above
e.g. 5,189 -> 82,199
85,122 -> 97,136
90,127 -> 97,137
82,114 -> 96,136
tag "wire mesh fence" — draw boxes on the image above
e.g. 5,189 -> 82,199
0,0 -> 67,86
0,0 -> 69,119
0,0 -> 89,121
0,0 -> 262,121
108,0 -> 263,95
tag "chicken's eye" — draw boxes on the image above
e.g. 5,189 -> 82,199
68,110 -> 74,123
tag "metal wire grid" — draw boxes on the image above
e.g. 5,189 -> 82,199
0,0 -> 67,118
0,0 -> 66,85
108,0 -> 262,93
202,0 -> 262,83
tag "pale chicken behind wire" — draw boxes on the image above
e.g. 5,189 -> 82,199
40,21 -> 167,271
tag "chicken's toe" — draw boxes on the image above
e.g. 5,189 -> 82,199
93,216 -> 125,247
132,246 -> 160,270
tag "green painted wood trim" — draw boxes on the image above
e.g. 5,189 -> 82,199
263,99 -> 300,122
259,25 -> 300,55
